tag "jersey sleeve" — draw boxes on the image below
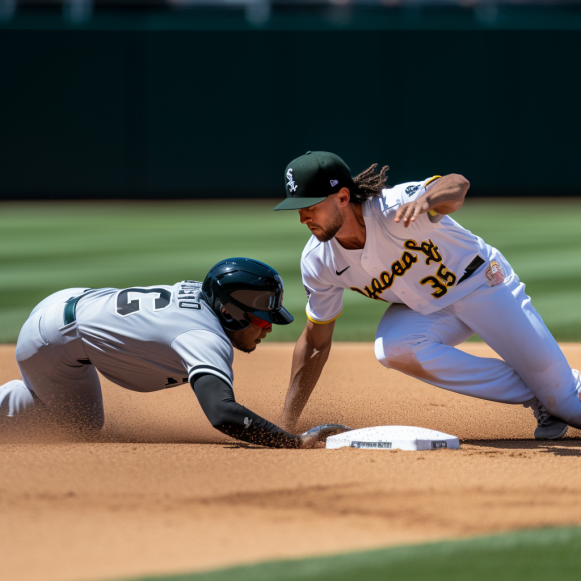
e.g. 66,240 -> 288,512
302,252 -> 344,324
382,176 -> 441,207
171,330 -> 234,387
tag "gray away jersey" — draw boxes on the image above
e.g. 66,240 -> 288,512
74,282 -> 234,392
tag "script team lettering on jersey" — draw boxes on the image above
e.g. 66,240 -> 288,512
350,238 -> 458,301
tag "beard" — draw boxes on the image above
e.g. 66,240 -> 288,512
224,328 -> 258,354
310,207 -> 344,242
234,343 -> 256,354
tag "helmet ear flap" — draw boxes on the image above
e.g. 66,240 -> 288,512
218,301 -> 234,325
216,299 -> 249,332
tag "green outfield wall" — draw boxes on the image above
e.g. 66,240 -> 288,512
1,28 -> 580,199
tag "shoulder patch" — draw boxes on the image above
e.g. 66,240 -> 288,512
405,185 -> 420,196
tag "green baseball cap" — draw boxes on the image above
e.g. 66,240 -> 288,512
273,151 -> 355,211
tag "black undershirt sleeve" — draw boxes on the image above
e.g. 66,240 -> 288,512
191,373 -> 301,449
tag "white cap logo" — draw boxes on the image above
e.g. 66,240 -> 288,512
286,168 -> 298,193
330,179 -> 339,187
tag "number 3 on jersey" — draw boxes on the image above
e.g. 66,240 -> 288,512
116,287 -> 172,317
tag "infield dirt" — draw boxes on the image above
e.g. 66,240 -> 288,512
1,343 -> 581,581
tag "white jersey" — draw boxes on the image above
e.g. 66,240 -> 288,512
75,281 -> 234,392
302,177 -> 499,322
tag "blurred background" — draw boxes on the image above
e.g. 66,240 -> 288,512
1,0 -> 580,342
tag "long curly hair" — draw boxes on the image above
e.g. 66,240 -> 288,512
350,163 -> 390,204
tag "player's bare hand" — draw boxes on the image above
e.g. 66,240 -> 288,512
299,424 -> 352,449
394,199 -> 431,228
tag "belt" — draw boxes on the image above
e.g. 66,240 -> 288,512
63,289 -> 94,325
457,256 -> 485,285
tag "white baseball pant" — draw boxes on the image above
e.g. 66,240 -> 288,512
374,255 -> 581,429
5,288 -> 105,430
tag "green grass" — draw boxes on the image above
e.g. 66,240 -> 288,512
0,199 -> 579,343
124,526 -> 581,581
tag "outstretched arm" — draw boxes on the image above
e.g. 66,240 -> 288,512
192,374 -> 347,448
281,319 -> 335,432
394,174 -> 470,228
192,373 -> 301,448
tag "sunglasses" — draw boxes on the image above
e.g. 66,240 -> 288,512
249,315 -> 272,331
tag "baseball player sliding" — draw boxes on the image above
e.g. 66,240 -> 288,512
0,258 -> 348,448
275,151 -> 581,439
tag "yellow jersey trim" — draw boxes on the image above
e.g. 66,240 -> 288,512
306,308 -> 343,325
424,175 -> 442,187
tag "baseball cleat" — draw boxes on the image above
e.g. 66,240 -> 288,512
532,402 -> 569,440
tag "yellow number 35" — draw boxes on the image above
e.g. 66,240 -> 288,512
420,264 -> 457,298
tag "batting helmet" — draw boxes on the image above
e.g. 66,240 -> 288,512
202,257 -> 294,331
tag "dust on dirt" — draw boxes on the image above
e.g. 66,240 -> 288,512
1,343 -> 581,581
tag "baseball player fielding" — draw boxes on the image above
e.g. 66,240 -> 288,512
274,151 -> 581,439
